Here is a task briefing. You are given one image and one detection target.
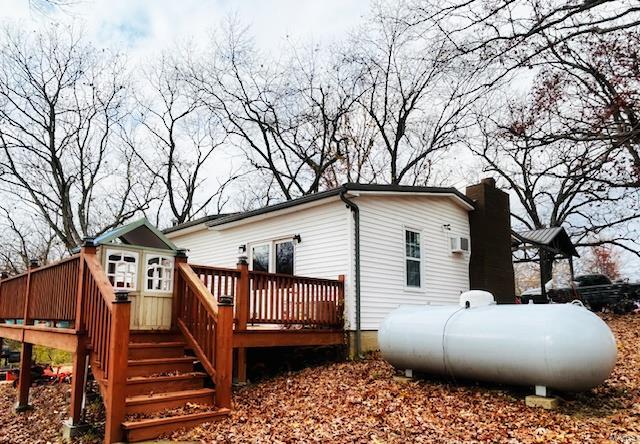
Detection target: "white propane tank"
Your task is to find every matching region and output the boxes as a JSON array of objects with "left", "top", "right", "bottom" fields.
[{"left": 378, "top": 291, "right": 617, "bottom": 392}]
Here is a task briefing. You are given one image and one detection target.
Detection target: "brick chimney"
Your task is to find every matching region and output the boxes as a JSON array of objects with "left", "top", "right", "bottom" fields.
[{"left": 465, "top": 178, "right": 515, "bottom": 303}]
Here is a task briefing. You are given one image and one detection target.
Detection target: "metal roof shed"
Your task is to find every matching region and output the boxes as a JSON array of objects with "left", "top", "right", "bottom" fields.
[{"left": 512, "top": 226, "right": 579, "bottom": 301}]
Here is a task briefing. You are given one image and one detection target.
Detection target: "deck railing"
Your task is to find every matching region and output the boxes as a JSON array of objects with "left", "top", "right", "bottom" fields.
[
  {"left": 189, "top": 262, "right": 345, "bottom": 329},
  {"left": 175, "top": 261, "right": 233, "bottom": 409},
  {"left": 0, "top": 255, "right": 80, "bottom": 323},
  {"left": 249, "top": 271, "right": 344, "bottom": 327},
  {"left": 28, "top": 256, "right": 80, "bottom": 322},
  {"left": 0, "top": 274, "right": 27, "bottom": 320},
  {"left": 78, "top": 244, "right": 131, "bottom": 444}
]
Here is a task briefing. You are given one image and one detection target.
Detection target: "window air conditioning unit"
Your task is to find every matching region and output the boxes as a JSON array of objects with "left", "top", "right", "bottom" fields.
[{"left": 450, "top": 236, "right": 470, "bottom": 254}]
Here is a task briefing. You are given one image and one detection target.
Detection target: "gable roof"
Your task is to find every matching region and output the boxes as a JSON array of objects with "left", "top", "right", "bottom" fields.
[
  {"left": 512, "top": 227, "right": 579, "bottom": 257},
  {"left": 202, "top": 183, "right": 474, "bottom": 230},
  {"left": 94, "top": 218, "right": 178, "bottom": 251}
]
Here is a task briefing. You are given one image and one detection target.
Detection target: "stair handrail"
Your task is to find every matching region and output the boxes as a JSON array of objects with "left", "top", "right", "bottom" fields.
[
  {"left": 175, "top": 261, "right": 233, "bottom": 409},
  {"left": 77, "top": 241, "right": 131, "bottom": 443}
]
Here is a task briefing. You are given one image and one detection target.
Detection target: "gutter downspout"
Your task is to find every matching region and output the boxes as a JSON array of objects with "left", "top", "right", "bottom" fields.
[{"left": 340, "top": 190, "right": 362, "bottom": 358}]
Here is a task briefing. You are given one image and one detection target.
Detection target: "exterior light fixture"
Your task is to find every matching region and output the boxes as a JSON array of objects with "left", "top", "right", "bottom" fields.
[
  {"left": 238, "top": 244, "right": 247, "bottom": 255},
  {"left": 293, "top": 234, "right": 302, "bottom": 244}
]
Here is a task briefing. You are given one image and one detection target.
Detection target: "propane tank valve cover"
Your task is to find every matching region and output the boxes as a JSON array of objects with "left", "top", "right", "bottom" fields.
[{"left": 459, "top": 290, "right": 496, "bottom": 308}]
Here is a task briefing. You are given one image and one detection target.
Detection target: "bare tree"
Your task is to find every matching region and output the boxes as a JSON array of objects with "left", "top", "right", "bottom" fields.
[
  {"left": 409, "top": 0, "right": 640, "bottom": 185},
  {"left": 188, "top": 21, "right": 363, "bottom": 201},
  {"left": 0, "top": 25, "right": 154, "bottom": 251},
  {"left": 470, "top": 94, "right": 640, "bottom": 281},
  {"left": 345, "top": 2, "right": 476, "bottom": 185},
  {"left": 0, "top": 204, "right": 63, "bottom": 274},
  {"left": 128, "top": 52, "right": 235, "bottom": 226}
]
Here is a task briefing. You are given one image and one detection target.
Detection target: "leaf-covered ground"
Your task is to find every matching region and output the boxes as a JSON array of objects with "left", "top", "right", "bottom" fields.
[{"left": 0, "top": 313, "right": 638, "bottom": 443}]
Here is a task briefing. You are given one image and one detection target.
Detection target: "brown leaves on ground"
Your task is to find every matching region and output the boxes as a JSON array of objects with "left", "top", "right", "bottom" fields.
[
  {"left": 168, "top": 314, "right": 640, "bottom": 443},
  {"left": 0, "top": 314, "right": 638, "bottom": 443}
]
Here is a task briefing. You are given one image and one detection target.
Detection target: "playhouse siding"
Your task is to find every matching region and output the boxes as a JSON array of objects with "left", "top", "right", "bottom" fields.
[
  {"left": 168, "top": 199, "right": 352, "bottom": 289},
  {"left": 355, "top": 195, "right": 471, "bottom": 330}
]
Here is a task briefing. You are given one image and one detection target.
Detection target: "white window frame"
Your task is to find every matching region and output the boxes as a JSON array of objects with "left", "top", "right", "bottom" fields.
[
  {"left": 403, "top": 227, "right": 423, "bottom": 290},
  {"left": 106, "top": 249, "right": 139, "bottom": 291},
  {"left": 248, "top": 238, "right": 296, "bottom": 275},
  {"left": 250, "top": 242, "right": 272, "bottom": 273},
  {"left": 274, "top": 239, "right": 295, "bottom": 275},
  {"left": 145, "top": 254, "right": 174, "bottom": 293}
]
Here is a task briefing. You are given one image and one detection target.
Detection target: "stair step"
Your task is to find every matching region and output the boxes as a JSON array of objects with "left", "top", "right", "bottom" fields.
[
  {"left": 121, "top": 409, "right": 230, "bottom": 442},
  {"left": 129, "top": 331, "right": 182, "bottom": 344},
  {"left": 126, "top": 372, "right": 207, "bottom": 396},
  {"left": 128, "top": 341, "right": 186, "bottom": 360},
  {"left": 125, "top": 388, "right": 215, "bottom": 415},
  {"left": 127, "top": 357, "right": 195, "bottom": 378}
]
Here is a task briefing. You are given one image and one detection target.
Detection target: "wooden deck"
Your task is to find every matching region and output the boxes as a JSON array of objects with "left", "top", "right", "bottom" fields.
[{"left": 0, "top": 245, "right": 344, "bottom": 443}]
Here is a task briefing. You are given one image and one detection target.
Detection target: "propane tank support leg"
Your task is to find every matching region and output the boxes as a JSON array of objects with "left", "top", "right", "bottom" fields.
[{"left": 535, "top": 385, "right": 548, "bottom": 397}]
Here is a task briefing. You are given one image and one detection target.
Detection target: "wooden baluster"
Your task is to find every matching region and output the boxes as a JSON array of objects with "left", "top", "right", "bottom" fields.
[{"left": 215, "top": 295, "right": 234, "bottom": 409}]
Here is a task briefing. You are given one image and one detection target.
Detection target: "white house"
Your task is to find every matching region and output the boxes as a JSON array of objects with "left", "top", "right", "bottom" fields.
[{"left": 164, "top": 180, "right": 515, "bottom": 354}]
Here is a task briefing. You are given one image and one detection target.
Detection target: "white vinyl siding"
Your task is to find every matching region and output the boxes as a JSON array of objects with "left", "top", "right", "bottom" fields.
[
  {"left": 355, "top": 195, "right": 470, "bottom": 330},
  {"left": 169, "top": 199, "right": 352, "bottom": 319},
  {"left": 168, "top": 194, "right": 471, "bottom": 332}
]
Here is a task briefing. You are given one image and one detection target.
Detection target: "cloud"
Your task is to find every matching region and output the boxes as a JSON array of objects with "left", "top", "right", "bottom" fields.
[{"left": 1, "top": 0, "right": 369, "bottom": 58}]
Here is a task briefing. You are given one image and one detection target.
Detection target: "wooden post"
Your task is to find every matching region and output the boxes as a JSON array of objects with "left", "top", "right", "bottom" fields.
[
  {"left": 69, "top": 336, "right": 88, "bottom": 425},
  {"left": 215, "top": 295, "right": 234, "bottom": 409},
  {"left": 337, "top": 275, "right": 346, "bottom": 324},
  {"left": 15, "top": 342, "right": 32, "bottom": 412},
  {"left": 172, "top": 250, "right": 188, "bottom": 330},
  {"left": 75, "top": 239, "right": 96, "bottom": 333},
  {"left": 235, "top": 258, "right": 249, "bottom": 383},
  {"left": 104, "top": 291, "right": 131, "bottom": 444},
  {"left": 22, "top": 259, "right": 39, "bottom": 326}
]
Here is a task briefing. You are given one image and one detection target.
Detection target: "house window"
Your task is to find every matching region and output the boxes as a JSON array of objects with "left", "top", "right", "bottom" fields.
[
  {"left": 405, "top": 230, "right": 421, "bottom": 288},
  {"left": 146, "top": 255, "right": 174, "bottom": 292},
  {"left": 275, "top": 240, "right": 294, "bottom": 275},
  {"left": 106, "top": 250, "right": 138, "bottom": 290},
  {"left": 252, "top": 244, "right": 270, "bottom": 272}
]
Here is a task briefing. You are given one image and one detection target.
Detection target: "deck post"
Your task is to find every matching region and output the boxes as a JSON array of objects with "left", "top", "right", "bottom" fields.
[
  {"left": 15, "top": 342, "right": 33, "bottom": 412},
  {"left": 68, "top": 336, "right": 88, "bottom": 425},
  {"left": 22, "top": 259, "right": 39, "bottom": 326},
  {"left": 75, "top": 238, "right": 96, "bottom": 333},
  {"left": 172, "top": 250, "right": 188, "bottom": 330},
  {"left": 215, "top": 295, "right": 234, "bottom": 409},
  {"left": 104, "top": 291, "right": 131, "bottom": 444},
  {"left": 235, "top": 257, "right": 249, "bottom": 383}
]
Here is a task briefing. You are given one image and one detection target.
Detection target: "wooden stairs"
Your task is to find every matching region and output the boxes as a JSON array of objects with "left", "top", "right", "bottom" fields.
[{"left": 97, "top": 331, "right": 230, "bottom": 442}]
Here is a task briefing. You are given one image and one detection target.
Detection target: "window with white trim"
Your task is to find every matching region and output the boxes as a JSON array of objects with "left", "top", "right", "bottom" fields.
[
  {"left": 405, "top": 230, "right": 421, "bottom": 288},
  {"left": 249, "top": 239, "right": 296, "bottom": 275},
  {"left": 251, "top": 244, "right": 270, "bottom": 272},
  {"left": 106, "top": 250, "right": 138, "bottom": 290},
  {"left": 275, "top": 240, "right": 294, "bottom": 275},
  {"left": 146, "top": 255, "right": 174, "bottom": 292}
]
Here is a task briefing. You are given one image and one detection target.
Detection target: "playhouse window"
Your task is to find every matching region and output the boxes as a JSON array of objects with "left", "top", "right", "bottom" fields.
[
  {"left": 146, "top": 255, "right": 174, "bottom": 292},
  {"left": 405, "top": 230, "right": 421, "bottom": 288},
  {"left": 106, "top": 250, "right": 138, "bottom": 290}
]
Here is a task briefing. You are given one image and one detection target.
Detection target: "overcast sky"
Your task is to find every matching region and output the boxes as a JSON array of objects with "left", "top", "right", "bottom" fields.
[{"left": 2, "top": 0, "right": 370, "bottom": 56}]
